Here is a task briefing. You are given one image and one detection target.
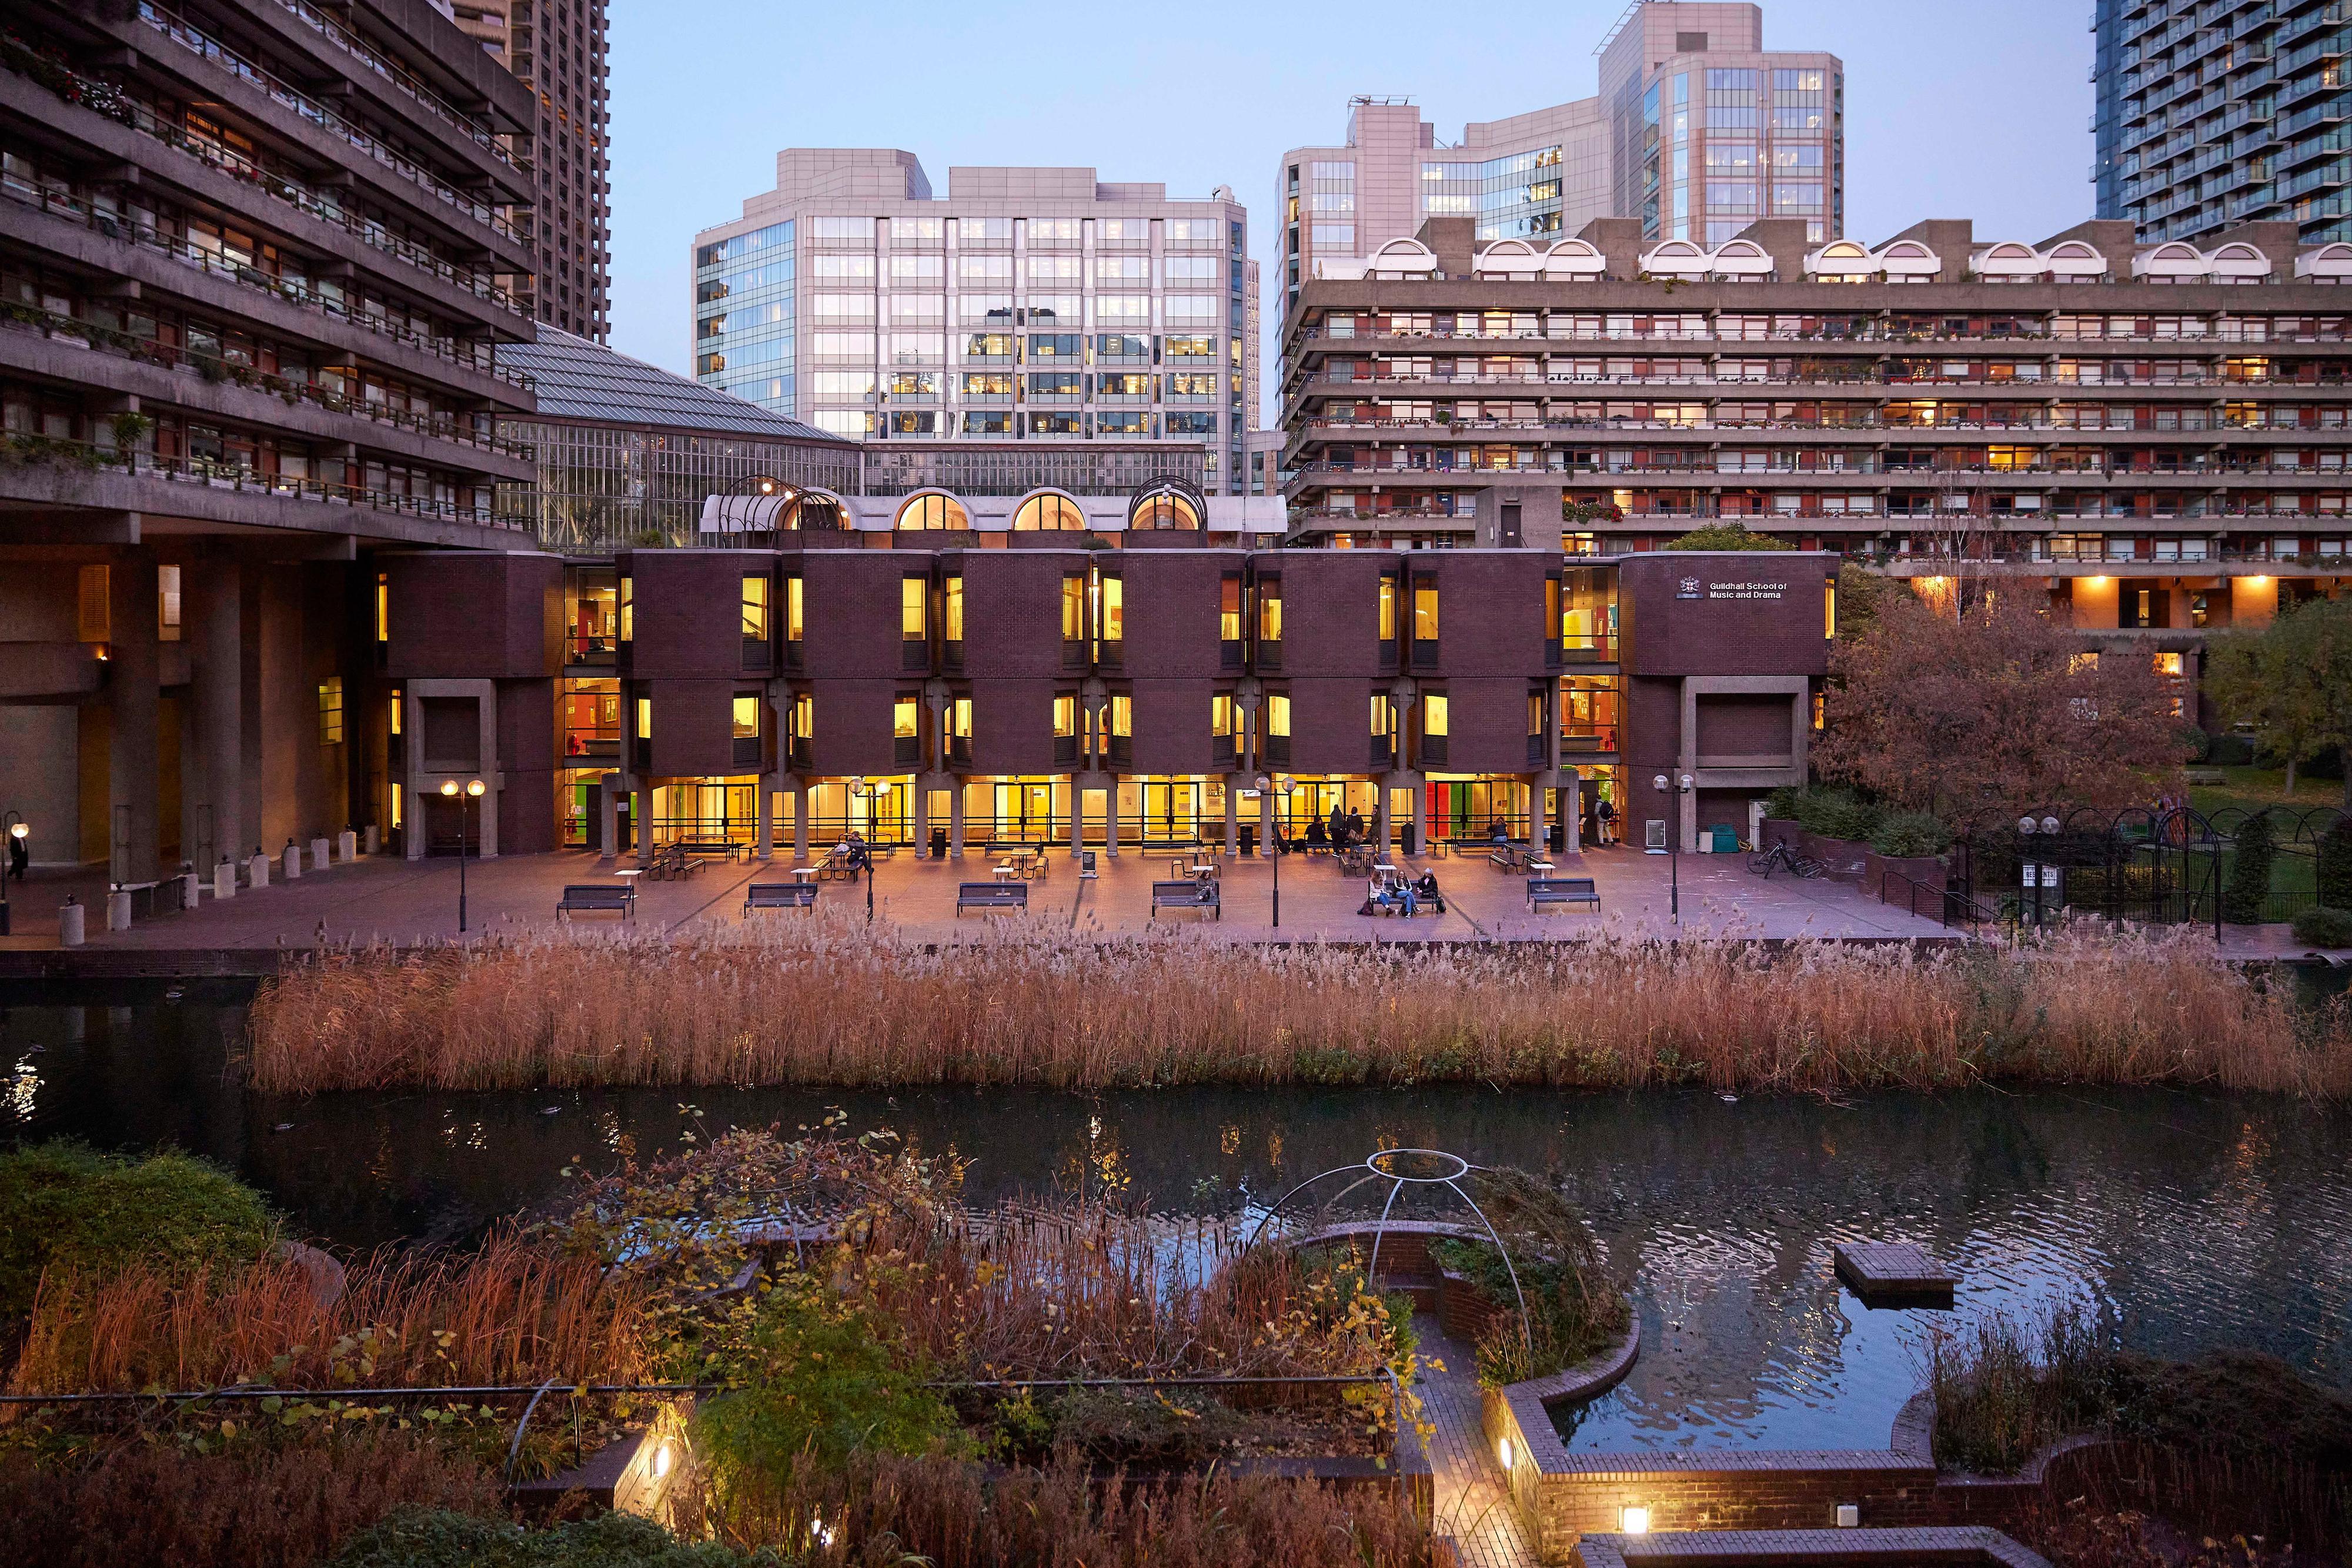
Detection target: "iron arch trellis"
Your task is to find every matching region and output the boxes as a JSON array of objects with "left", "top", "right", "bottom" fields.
[
  {"left": 1952, "top": 803, "right": 2347, "bottom": 930},
  {"left": 1240, "top": 1148, "right": 1533, "bottom": 1359}
]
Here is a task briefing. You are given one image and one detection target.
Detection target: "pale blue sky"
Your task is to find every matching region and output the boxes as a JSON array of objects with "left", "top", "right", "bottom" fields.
[{"left": 603, "top": 0, "right": 2096, "bottom": 416}]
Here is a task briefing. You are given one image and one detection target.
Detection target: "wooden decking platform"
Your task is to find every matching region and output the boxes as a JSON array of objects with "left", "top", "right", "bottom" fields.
[
  {"left": 1833, "top": 1242, "right": 1958, "bottom": 1304},
  {"left": 1416, "top": 1315, "right": 1538, "bottom": 1568}
]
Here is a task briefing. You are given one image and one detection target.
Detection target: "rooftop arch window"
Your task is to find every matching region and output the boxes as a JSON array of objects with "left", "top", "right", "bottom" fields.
[
  {"left": 894, "top": 491, "right": 970, "bottom": 530},
  {"left": 1128, "top": 482, "right": 1202, "bottom": 530},
  {"left": 1013, "top": 492, "right": 1088, "bottom": 531}
]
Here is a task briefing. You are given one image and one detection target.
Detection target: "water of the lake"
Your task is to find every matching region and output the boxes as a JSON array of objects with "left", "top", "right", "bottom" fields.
[{"left": 6, "top": 979, "right": 2348, "bottom": 1453}]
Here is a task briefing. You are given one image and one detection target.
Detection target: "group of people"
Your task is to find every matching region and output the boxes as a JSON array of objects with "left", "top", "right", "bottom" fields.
[
  {"left": 1365, "top": 868, "right": 1446, "bottom": 918},
  {"left": 1301, "top": 804, "right": 1370, "bottom": 852}
]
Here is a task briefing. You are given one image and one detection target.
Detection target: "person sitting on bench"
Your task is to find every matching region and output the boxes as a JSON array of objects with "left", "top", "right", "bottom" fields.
[
  {"left": 1414, "top": 870, "right": 1445, "bottom": 908},
  {"left": 1305, "top": 817, "right": 1329, "bottom": 851}
]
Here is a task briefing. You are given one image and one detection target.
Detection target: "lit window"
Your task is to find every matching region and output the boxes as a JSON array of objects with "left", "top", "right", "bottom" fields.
[
  {"left": 1013, "top": 492, "right": 1086, "bottom": 530},
  {"left": 1414, "top": 580, "right": 1440, "bottom": 640},
  {"left": 618, "top": 576, "right": 633, "bottom": 641},
  {"left": 944, "top": 576, "right": 964, "bottom": 642},
  {"left": 1258, "top": 580, "right": 1283, "bottom": 641},
  {"left": 156, "top": 565, "right": 182, "bottom": 643},
  {"left": 1101, "top": 576, "right": 1124, "bottom": 641},
  {"left": 636, "top": 696, "right": 652, "bottom": 737},
  {"left": 388, "top": 690, "right": 403, "bottom": 736},
  {"left": 1220, "top": 577, "right": 1242, "bottom": 641},
  {"left": 1379, "top": 574, "right": 1397, "bottom": 640},
  {"left": 894, "top": 492, "right": 970, "bottom": 530},
  {"left": 1423, "top": 693, "right": 1449, "bottom": 735},
  {"left": 731, "top": 696, "right": 760, "bottom": 738},
  {"left": 901, "top": 577, "right": 928, "bottom": 640},
  {"left": 1061, "top": 575, "right": 1085, "bottom": 640},
  {"left": 374, "top": 571, "right": 387, "bottom": 643},
  {"left": 1054, "top": 694, "right": 1078, "bottom": 738},
  {"left": 316, "top": 677, "right": 344, "bottom": 745},
  {"left": 741, "top": 576, "right": 769, "bottom": 640},
  {"left": 786, "top": 577, "right": 804, "bottom": 641},
  {"left": 1266, "top": 693, "right": 1291, "bottom": 736},
  {"left": 893, "top": 696, "right": 918, "bottom": 738},
  {"left": 2154, "top": 651, "right": 2184, "bottom": 676}
]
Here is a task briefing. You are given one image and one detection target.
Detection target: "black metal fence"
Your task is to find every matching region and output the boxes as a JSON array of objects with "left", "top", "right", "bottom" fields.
[{"left": 1950, "top": 804, "right": 2346, "bottom": 934}]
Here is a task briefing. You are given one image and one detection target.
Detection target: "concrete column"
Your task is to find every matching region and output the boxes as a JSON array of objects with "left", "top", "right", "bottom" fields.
[
  {"left": 1105, "top": 782, "right": 1120, "bottom": 857},
  {"left": 1068, "top": 776, "right": 1084, "bottom": 854},
  {"left": 1224, "top": 779, "right": 1239, "bottom": 856},
  {"left": 1375, "top": 783, "right": 1392, "bottom": 852},
  {"left": 599, "top": 773, "right": 620, "bottom": 860},
  {"left": 633, "top": 783, "right": 653, "bottom": 867},
  {"left": 1410, "top": 783, "right": 1429, "bottom": 858},
  {"left": 791, "top": 784, "right": 810, "bottom": 861},
  {"left": 1258, "top": 787, "right": 1274, "bottom": 859},
  {"left": 1529, "top": 775, "right": 1548, "bottom": 851},
  {"left": 188, "top": 552, "right": 241, "bottom": 879},
  {"left": 1680, "top": 787, "right": 1699, "bottom": 854},
  {"left": 948, "top": 785, "right": 965, "bottom": 859},
  {"left": 108, "top": 550, "right": 161, "bottom": 885},
  {"left": 1563, "top": 767, "right": 1582, "bottom": 854},
  {"left": 911, "top": 782, "right": 930, "bottom": 860},
  {"left": 757, "top": 784, "right": 775, "bottom": 860}
]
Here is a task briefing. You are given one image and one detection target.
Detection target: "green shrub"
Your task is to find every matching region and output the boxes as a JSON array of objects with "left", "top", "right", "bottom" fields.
[
  {"left": 998, "top": 1386, "right": 1250, "bottom": 1468},
  {"left": 0, "top": 1142, "right": 277, "bottom": 1321},
  {"left": 1789, "top": 787, "right": 1883, "bottom": 844},
  {"left": 2290, "top": 905, "right": 2352, "bottom": 948},
  {"left": 2180, "top": 724, "right": 2212, "bottom": 764},
  {"left": 2318, "top": 817, "right": 2352, "bottom": 910},
  {"left": 689, "top": 1278, "right": 958, "bottom": 1524},
  {"left": 1870, "top": 810, "right": 1952, "bottom": 859},
  {"left": 1764, "top": 785, "right": 1803, "bottom": 820},
  {"left": 1929, "top": 1302, "right": 2122, "bottom": 1474},
  {"left": 2207, "top": 733, "right": 2257, "bottom": 767},
  {"left": 2221, "top": 814, "right": 2276, "bottom": 925},
  {"left": 1662, "top": 523, "right": 1795, "bottom": 550},
  {"left": 1428, "top": 1171, "right": 1628, "bottom": 1388},
  {"left": 331, "top": 1509, "right": 781, "bottom": 1567}
]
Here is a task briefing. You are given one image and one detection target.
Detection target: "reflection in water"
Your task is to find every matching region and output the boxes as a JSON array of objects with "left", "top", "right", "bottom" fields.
[{"left": 4, "top": 981, "right": 2349, "bottom": 1451}]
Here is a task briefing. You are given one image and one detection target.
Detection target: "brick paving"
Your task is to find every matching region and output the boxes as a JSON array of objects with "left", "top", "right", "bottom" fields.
[
  {"left": 1415, "top": 1315, "right": 1538, "bottom": 1568},
  {"left": 1, "top": 839, "right": 1962, "bottom": 954}
]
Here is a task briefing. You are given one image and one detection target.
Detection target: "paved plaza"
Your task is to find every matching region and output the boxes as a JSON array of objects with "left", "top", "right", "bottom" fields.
[{"left": 0, "top": 839, "right": 1975, "bottom": 955}]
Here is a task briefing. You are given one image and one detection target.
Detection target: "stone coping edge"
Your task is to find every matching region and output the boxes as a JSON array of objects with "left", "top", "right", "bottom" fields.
[
  {"left": 1492, "top": 1304, "right": 1644, "bottom": 1476},
  {"left": 1574, "top": 1526, "right": 2053, "bottom": 1568},
  {"left": 1892, "top": 1390, "right": 2116, "bottom": 1490}
]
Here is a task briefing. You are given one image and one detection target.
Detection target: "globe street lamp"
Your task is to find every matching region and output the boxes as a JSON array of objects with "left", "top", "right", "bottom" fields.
[
  {"left": 1, "top": 814, "right": 26, "bottom": 936},
  {"left": 847, "top": 778, "right": 878, "bottom": 924},
  {"left": 440, "top": 779, "right": 485, "bottom": 932},
  {"left": 1652, "top": 771, "right": 1694, "bottom": 926},
  {"left": 1255, "top": 773, "right": 1295, "bottom": 929}
]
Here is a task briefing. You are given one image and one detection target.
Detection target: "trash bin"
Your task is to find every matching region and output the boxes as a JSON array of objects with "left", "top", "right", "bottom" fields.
[
  {"left": 1709, "top": 824, "right": 1740, "bottom": 854},
  {"left": 931, "top": 827, "right": 948, "bottom": 859},
  {"left": 1398, "top": 821, "right": 1418, "bottom": 855}
]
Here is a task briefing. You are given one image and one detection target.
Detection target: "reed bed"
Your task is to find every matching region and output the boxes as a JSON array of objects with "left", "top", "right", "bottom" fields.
[
  {"left": 8, "top": 1234, "right": 649, "bottom": 1396},
  {"left": 248, "top": 919, "right": 2352, "bottom": 1097}
]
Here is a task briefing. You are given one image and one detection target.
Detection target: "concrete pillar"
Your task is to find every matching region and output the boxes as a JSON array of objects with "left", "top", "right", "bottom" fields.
[
  {"left": 1258, "top": 787, "right": 1274, "bottom": 859},
  {"left": 791, "top": 784, "right": 810, "bottom": 861},
  {"left": 757, "top": 784, "right": 775, "bottom": 861},
  {"left": 108, "top": 550, "right": 161, "bottom": 885},
  {"left": 598, "top": 773, "right": 620, "bottom": 859},
  {"left": 1375, "top": 783, "right": 1392, "bottom": 852},
  {"left": 911, "top": 783, "right": 929, "bottom": 860},
  {"left": 1224, "top": 779, "right": 1239, "bottom": 856},
  {"left": 1068, "top": 775, "right": 1084, "bottom": 855},
  {"left": 948, "top": 785, "right": 965, "bottom": 859},
  {"left": 214, "top": 859, "right": 236, "bottom": 900},
  {"left": 1409, "top": 783, "right": 1429, "bottom": 858},
  {"left": 633, "top": 784, "right": 653, "bottom": 866},
  {"left": 249, "top": 850, "right": 269, "bottom": 888},
  {"left": 336, "top": 829, "right": 357, "bottom": 862},
  {"left": 1563, "top": 767, "right": 1582, "bottom": 854},
  {"left": 1529, "top": 775, "right": 1548, "bottom": 851},
  {"left": 58, "top": 898, "right": 84, "bottom": 947},
  {"left": 282, "top": 842, "right": 302, "bottom": 880},
  {"left": 106, "top": 888, "right": 132, "bottom": 931},
  {"left": 1105, "top": 783, "right": 1120, "bottom": 857}
]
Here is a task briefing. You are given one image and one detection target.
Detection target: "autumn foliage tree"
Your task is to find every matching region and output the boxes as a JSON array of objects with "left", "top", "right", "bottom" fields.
[{"left": 1815, "top": 577, "right": 2189, "bottom": 821}]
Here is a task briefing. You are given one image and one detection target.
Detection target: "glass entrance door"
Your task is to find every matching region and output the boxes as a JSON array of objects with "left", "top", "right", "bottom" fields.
[
  {"left": 992, "top": 779, "right": 1059, "bottom": 843},
  {"left": 1136, "top": 780, "right": 1202, "bottom": 845}
]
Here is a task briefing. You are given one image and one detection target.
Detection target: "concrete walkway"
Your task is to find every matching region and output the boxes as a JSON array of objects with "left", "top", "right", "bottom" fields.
[
  {"left": 0, "top": 841, "right": 1963, "bottom": 954},
  {"left": 1416, "top": 1315, "right": 1538, "bottom": 1568}
]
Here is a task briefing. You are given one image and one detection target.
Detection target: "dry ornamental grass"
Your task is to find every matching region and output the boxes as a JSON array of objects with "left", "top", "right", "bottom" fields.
[{"left": 246, "top": 920, "right": 2352, "bottom": 1098}]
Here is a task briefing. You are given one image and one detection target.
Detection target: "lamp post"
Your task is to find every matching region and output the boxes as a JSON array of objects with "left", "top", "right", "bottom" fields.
[
  {"left": 847, "top": 778, "right": 878, "bottom": 924},
  {"left": 1, "top": 813, "right": 25, "bottom": 937},
  {"left": 440, "top": 778, "right": 485, "bottom": 933},
  {"left": 1652, "top": 771, "right": 1693, "bottom": 925},
  {"left": 2016, "top": 813, "right": 2059, "bottom": 929},
  {"left": 1255, "top": 773, "right": 1294, "bottom": 929}
]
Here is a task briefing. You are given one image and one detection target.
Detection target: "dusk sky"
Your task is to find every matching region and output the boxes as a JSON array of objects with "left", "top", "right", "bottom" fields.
[{"left": 602, "top": 0, "right": 2096, "bottom": 415}]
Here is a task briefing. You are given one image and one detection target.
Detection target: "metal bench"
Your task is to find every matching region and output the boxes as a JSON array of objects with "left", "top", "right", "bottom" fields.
[
  {"left": 1488, "top": 843, "right": 1532, "bottom": 872},
  {"left": 1148, "top": 879, "right": 1220, "bottom": 921},
  {"left": 743, "top": 882, "right": 818, "bottom": 914},
  {"left": 673, "top": 838, "right": 747, "bottom": 865},
  {"left": 956, "top": 881, "right": 1028, "bottom": 915},
  {"left": 557, "top": 884, "right": 634, "bottom": 920},
  {"left": 1526, "top": 876, "right": 1602, "bottom": 913}
]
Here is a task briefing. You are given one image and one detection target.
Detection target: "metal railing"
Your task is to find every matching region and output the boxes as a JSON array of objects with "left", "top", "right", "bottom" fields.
[
  {"left": 0, "top": 432, "right": 527, "bottom": 531},
  {"left": 0, "top": 48, "right": 529, "bottom": 316},
  {"left": 0, "top": 300, "right": 534, "bottom": 456},
  {"left": 265, "top": 0, "right": 526, "bottom": 170},
  {"left": 136, "top": 2, "right": 526, "bottom": 240}
]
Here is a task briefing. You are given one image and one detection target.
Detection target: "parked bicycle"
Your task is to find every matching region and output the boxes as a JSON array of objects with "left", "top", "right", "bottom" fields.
[{"left": 1749, "top": 841, "right": 1825, "bottom": 879}]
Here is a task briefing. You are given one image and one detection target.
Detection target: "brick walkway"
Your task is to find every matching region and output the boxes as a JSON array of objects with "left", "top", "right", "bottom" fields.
[{"left": 1416, "top": 1315, "right": 1538, "bottom": 1568}]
